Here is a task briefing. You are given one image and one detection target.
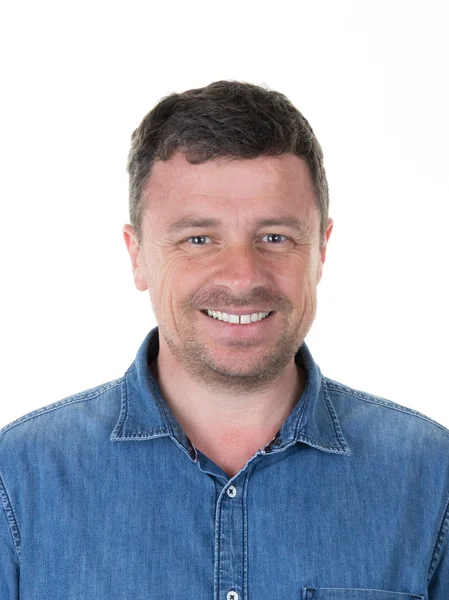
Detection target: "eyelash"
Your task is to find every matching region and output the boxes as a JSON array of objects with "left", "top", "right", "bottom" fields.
[{"left": 186, "top": 234, "right": 289, "bottom": 245}]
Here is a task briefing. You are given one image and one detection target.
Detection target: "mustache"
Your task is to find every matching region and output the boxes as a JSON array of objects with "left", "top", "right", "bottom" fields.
[{"left": 190, "top": 288, "right": 292, "bottom": 312}]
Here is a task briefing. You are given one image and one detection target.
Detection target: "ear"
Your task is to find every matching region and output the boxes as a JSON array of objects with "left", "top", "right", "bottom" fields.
[
  {"left": 316, "top": 218, "right": 334, "bottom": 284},
  {"left": 123, "top": 224, "right": 148, "bottom": 291}
]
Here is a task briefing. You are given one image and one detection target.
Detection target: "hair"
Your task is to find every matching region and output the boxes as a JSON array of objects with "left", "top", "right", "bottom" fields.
[{"left": 127, "top": 80, "right": 329, "bottom": 245}]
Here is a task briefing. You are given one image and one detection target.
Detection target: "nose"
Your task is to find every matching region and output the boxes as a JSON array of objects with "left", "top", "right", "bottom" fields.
[{"left": 211, "top": 244, "right": 268, "bottom": 297}]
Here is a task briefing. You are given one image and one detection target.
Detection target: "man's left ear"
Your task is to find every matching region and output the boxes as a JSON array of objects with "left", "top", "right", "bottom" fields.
[{"left": 316, "top": 218, "right": 334, "bottom": 283}]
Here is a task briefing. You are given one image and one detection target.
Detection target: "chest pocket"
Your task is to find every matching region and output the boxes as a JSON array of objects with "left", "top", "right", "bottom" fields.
[{"left": 301, "top": 587, "right": 425, "bottom": 600}]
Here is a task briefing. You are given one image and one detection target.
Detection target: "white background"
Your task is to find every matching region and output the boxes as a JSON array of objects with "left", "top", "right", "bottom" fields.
[{"left": 1, "top": 0, "right": 448, "bottom": 428}]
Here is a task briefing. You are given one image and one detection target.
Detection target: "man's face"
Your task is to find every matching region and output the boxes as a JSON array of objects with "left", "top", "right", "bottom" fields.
[{"left": 124, "top": 152, "right": 333, "bottom": 393}]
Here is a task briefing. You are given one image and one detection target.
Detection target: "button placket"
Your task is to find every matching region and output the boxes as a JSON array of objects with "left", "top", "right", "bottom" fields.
[{"left": 214, "top": 468, "right": 254, "bottom": 599}]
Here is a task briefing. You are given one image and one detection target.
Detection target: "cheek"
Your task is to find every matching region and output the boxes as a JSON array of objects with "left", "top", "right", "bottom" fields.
[
  {"left": 287, "top": 254, "right": 318, "bottom": 307},
  {"left": 146, "top": 253, "right": 198, "bottom": 315},
  {"left": 291, "top": 251, "right": 315, "bottom": 281}
]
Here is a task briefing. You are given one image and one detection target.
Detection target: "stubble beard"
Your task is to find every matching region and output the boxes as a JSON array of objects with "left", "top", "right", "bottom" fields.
[{"left": 157, "top": 307, "right": 315, "bottom": 395}]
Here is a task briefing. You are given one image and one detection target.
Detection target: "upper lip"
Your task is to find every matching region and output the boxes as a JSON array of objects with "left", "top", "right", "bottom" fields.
[{"left": 201, "top": 308, "right": 273, "bottom": 315}]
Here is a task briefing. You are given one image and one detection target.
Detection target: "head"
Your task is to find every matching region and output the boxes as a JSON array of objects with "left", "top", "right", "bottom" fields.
[
  {"left": 124, "top": 80, "right": 333, "bottom": 393},
  {"left": 127, "top": 80, "right": 329, "bottom": 247}
]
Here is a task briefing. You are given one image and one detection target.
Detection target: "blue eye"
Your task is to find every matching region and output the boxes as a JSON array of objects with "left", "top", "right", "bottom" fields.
[
  {"left": 262, "top": 234, "right": 288, "bottom": 243},
  {"left": 187, "top": 235, "right": 211, "bottom": 245}
]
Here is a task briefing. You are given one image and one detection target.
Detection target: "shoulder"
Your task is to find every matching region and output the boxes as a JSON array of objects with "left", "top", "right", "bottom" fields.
[
  {"left": 324, "top": 376, "right": 449, "bottom": 452},
  {"left": 0, "top": 378, "right": 123, "bottom": 451}
]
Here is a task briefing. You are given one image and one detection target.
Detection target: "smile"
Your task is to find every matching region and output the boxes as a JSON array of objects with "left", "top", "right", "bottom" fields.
[{"left": 203, "top": 309, "right": 273, "bottom": 324}]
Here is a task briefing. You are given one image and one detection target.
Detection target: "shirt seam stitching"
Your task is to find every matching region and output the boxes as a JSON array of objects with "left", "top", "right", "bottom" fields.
[
  {"left": 0, "top": 379, "right": 123, "bottom": 437},
  {"left": 297, "top": 433, "right": 346, "bottom": 453},
  {"left": 325, "top": 380, "right": 449, "bottom": 436},
  {"left": 110, "top": 376, "right": 129, "bottom": 438},
  {"left": 152, "top": 393, "right": 176, "bottom": 438},
  {"left": 0, "top": 471, "right": 21, "bottom": 560},
  {"left": 427, "top": 488, "right": 449, "bottom": 584},
  {"left": 243, "top": 471, "right": 250, "bottom": 599},
  {"left": 294, "top": 387, "right": 308, "bottom": 438},
  {"left": 322, "top": 378, "right": 350, "bottom": 451}
]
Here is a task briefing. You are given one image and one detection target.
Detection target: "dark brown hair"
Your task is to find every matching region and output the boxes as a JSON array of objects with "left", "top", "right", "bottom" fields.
[{"left": 127, "top": 80, "right": 329, "bottom": 245}]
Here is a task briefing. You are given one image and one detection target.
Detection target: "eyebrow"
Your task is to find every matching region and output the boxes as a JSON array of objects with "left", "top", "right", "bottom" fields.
[{"left": 167, "top": 216, "right": 308, "bottom": 234}]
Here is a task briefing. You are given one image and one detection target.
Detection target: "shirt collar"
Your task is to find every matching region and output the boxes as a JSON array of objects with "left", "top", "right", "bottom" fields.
[{"left": 111, "top": 327, "right": 351, "bottom": 459}]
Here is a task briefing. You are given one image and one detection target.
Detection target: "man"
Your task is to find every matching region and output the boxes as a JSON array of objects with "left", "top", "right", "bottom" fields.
[{"left": 0, "top": 81, "right": 448, "bottom": 599}]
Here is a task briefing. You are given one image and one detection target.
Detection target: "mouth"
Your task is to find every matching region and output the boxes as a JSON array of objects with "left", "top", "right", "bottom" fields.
[{"left": 201, "top": 309, "right": 274, "bottom": 325}]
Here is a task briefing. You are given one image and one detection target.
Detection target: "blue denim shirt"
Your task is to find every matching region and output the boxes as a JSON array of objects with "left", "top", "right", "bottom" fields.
[{"left": 1, "top": 327, "right": 449, "bottom": 599}]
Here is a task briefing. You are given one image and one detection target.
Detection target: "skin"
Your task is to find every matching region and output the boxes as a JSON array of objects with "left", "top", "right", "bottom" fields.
[{"left": 123, "top": 151, "right": 333, "bottom": 477}]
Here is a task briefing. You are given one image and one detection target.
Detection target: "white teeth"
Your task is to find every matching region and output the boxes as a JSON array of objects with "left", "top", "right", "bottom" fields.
[{"left": 206, "top": 310, "right": 271, "bottom": 324}]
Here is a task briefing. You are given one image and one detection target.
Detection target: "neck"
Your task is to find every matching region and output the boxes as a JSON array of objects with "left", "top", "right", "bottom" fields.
[{"left": 149, "top": 336, "right": 306, "bottom": 475}]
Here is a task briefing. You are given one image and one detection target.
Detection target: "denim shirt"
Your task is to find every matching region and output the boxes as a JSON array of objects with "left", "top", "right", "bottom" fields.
[{"left": 1, "top": 327, "right": 449, "bottom": 599}]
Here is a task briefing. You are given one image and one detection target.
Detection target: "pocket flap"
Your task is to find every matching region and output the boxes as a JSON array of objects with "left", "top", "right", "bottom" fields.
[{"left": 302, "top": 587, "right": 425, "bottom": 600}]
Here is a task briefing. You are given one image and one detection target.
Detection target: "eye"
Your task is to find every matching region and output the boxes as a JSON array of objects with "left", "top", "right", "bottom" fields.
[
  {"left": 186, "top": 235, "right": 212, "bottom": 245},
  {"left": 261, "top": 233, "right": 288, "bottom": 243}
]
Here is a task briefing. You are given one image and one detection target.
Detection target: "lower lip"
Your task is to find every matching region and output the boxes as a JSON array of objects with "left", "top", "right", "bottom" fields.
[{"left": 200, "top": 311, "right": 275, "bottom": 337}]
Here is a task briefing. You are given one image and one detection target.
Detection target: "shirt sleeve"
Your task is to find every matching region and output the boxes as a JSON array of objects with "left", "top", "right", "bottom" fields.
[{"left": 0, "top": 479, "right": 20, "bottom": 600}]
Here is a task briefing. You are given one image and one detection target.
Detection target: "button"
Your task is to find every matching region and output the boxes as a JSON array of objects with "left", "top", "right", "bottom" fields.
[
  {"left": 227, "top": 591, "right": 239, "bottom": 600},
  {"left": 227, "top": 485, "right": 237, "bottom": 498}
]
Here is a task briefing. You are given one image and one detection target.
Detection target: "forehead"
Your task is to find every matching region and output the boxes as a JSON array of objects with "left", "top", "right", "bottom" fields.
[{"left": 142, "top": 152, "right": 318, "bottom": 220}]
